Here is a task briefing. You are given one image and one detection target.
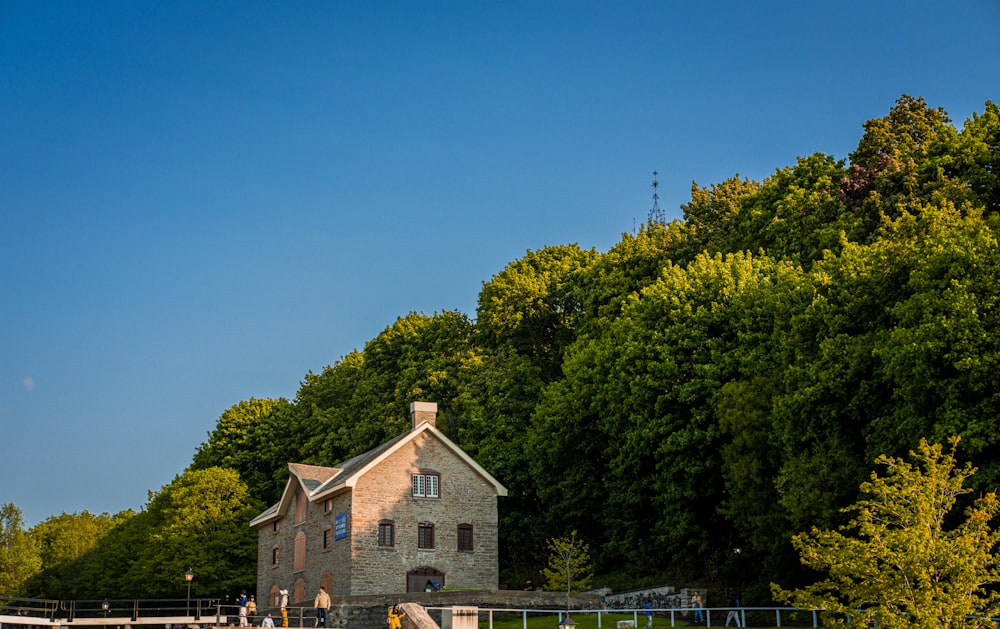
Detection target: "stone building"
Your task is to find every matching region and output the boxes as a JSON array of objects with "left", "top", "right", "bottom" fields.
[{"left": 250, "top": 402, "right": 507, "bottom": 605}]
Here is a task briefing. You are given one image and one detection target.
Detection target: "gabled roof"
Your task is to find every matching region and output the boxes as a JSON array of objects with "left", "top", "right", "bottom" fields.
[{"left": 249, "top": 421, "right": 507, "bottom": 528}]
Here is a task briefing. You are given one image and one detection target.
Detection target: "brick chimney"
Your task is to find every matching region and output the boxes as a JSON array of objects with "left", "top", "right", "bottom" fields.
[{"left": 410, "top": 401, "right": 437, "bottom": 429}]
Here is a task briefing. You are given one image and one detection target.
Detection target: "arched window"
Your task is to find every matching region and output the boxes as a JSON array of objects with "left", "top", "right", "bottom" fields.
[
  {"left": 294, "top": 531, "right": 307, "bottom": 571},
  {"left": 269, "top": 585, "right": 280, "bottom": 608},
  {"left": 293, "top": 578, "right": 306, "bottom": 604},
  {"left": 320, "top": 571, "right": 334, "bottom": 594},
  {"left": 294, "top": 485, "right": 307, "bottom": 523}
]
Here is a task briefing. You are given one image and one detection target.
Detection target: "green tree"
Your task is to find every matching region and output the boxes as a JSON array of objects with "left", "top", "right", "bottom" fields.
[
  {"left": 843, "top": 95, "right": 956, "bottom": 233},
  {"left": 453, "top": 348, "right": 548, "bottom": 579},
  {"left": 681, "top": 175, "right": 761, "bottom": 255},
  {"left": 729, "top": 153, "right": 851, "bottom": 265},
  {"left": 541, "top": 531, "right": 593, "bottom": 609},
  {"left": 477, "top": 245, "right": 598, "bottom": 382},
  {"left": 575, "top": 221, "right": 695, "bottom": 335},
  {"left": 773, "top": 437, "right": 1000, "bottom": 628},
  {"left": 73, "top": 468, "right": 259, "bottom": 598},
  {"left": 950, "top": 100, "right": 1000, "bottom": 213},
  {"left": 0, "top": 503, "right": 40, "bottom": 596},
  {"left": 25, "top": 510, "right": 126, "bottom": 599},
  {"left": 282, "top": 310, "right": 478, "bottom": 477},
  {"left": 191, "top": 397, "right": 295, "bottom": 505}
]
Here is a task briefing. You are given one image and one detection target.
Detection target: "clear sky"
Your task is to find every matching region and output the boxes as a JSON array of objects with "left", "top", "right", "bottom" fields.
[{"left": 2, "top": 1, "right": 998, "bottom": 527}]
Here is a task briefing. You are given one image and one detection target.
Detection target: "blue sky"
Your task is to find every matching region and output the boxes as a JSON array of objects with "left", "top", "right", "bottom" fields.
[{"left": 2, "top": 1, "right": 998, "bottom": 527}]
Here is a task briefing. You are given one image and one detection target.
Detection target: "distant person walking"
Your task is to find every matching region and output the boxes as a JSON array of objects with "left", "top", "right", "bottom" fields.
[
  {"left": 691, "top": 591, "right": 703, "bottom": 623},
  {"left": 314, "top": 586, "right": 331, "bottom": 628},
  {"left": 280, "top": 589, "right": 289, "bottom": 628},
  {"left": 725, "top": 597, "right": 741, "bottom": 627},
  {"left": 644, "top": 601, "right": 652, "bottom": 627}
]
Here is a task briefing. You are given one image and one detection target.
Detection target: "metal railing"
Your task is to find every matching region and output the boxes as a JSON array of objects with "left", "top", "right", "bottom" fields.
[
  {"left": 0, "top": 597, "right": 228, "bottom": 626},
  {"left": 428, "top": 606, "right": 822, "bottom": 628},
  {"left": 3, "top": 598, "right": 828, "bottom": 628}
]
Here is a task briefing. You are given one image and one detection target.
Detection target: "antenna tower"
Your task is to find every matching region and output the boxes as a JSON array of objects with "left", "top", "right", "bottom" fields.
[{"left": 648, "top": 171, "right": 665, "bottom": 226}]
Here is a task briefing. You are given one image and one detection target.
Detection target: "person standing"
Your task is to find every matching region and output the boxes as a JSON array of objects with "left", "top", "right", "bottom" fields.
[
  {"left": 279, "top": 589, "right": 289, "bottom": 628},
  {"left": 261, "top": 614, "right": 275, "bottom": 628},
  {"left": 691, "top": 591, "right": 703, "bottom": 624},
  {"left": 237, "top": 591, "right": 249, "bottom": 628},
  {"left": 644, "top": 601, "right": 653, "bottom": 628},
  {"left": 247, "top": 595, "right": 257, "bottom": 626},
  {"left": 387, "top": 604, "right": 406, "bottom": 629},
  {"left": 314, "top": 586, "right": 331, "bottom": 628}
]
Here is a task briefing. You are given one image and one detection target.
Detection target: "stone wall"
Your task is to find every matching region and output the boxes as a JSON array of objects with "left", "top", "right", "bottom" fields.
[{"left": 349, "top": 431, "right": 500, "bottom": 594}]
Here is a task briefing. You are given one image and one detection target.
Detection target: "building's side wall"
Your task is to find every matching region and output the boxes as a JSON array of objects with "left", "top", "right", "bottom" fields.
[
  {"left": 256, "top": 522, "right": 281, "bottom": 605},
  {"left": 255, "top": 488, "right": 356, "bottom": 602},
  {"left": 348, "top": 432, "right": 500, "bottom": 595}
]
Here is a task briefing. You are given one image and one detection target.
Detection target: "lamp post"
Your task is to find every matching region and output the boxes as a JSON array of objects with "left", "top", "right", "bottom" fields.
[
  {"left": 185, "top": 568, "right": 194, "bottom": 616},
  {"left": 733, "top": 548, "right": 742, "bottom": 601},
  {"left": 101, "top": 600, "right": 110, "bottom": 620}
]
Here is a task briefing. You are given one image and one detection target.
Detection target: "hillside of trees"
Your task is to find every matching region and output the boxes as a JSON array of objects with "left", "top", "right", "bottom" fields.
[{"left": 3, "top": 95, "right": 1000, "bottom": 603}]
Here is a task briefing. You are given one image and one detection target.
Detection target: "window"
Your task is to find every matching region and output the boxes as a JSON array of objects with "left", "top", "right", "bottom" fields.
[
  {"left": 378, "top": 521, "right": 395, "bottom": 548},
  {"left": 457, "top": 524, "right": 474, "bottom": 551},
  {"left": 294, "top": 486, "right": 307, "bottom": 523},
  {"left": 411, "top": 472, "right": 440, "bottom": 498},
  {"left": 271, "top": 546, "right": 279, "bottom": 566},
  {"left": 323, "top": 498, "right": 332, "bottom": 514},
  {"left": 272, "top": 521, "right": 280, "bottom": 533},
  {"left": 323, "top": 526, "right": 333, "bottom": 550},
  {"left": 418, "top": 522, "right": 435, "bottom": 549},
  {"left": 293, "top": 531, "right": 306, "bottom": 571}
]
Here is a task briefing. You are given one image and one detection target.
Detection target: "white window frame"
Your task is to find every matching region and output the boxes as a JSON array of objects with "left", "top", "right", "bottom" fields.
[{"left": 411, "top": 472, "right": 440, "bottom": 498}]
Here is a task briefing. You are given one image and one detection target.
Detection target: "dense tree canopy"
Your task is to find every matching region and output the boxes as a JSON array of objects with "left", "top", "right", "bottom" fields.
[{"left": 12, "top": 94, "right": 1000, "bottom": 603}]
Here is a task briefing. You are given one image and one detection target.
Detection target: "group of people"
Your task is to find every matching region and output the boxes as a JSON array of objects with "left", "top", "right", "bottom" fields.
[
  {"left": 234, "top": 588, "right": 289, "bottom": 628},
  {"left": 238, "top": 585, "right": 737, "bottom": 629}
]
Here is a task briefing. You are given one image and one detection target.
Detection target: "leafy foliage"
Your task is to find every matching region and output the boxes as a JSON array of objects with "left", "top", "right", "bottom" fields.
[
  {"left": 0, "top": 503, "right": 40, "bottom": 596},
  {"left": 25, "top": 510, "right": 127, "bottom": 599},
  {"left": 773, "top": 437, "right": 1000, "bottom": 628},
  {"left": 541, "top": 531, "right": 594, "bottom": 600}
]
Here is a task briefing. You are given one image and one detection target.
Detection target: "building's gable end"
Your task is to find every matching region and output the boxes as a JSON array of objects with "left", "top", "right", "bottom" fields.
[
  {"left": 312, "top": 423, "right": 506, "bottom": 499},
  {"left": 249, "top": 463, "right": 340, "bottom": 528}
]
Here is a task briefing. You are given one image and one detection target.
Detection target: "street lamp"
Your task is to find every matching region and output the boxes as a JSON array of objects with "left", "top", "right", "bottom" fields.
[
  {"left": 101, "top": 600, "right": 110, "bottom": 619},
  {"left": 733, "top": 548, "right": 742, "bottom": 601},
  {"left": 185, "top": 568, "right": 194, "bottom": 616}
]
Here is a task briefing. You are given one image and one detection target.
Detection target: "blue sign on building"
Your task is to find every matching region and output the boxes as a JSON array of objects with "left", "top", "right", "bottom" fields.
[{"left": 335, "top": 512, "right": 348, "bottom": 540}]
